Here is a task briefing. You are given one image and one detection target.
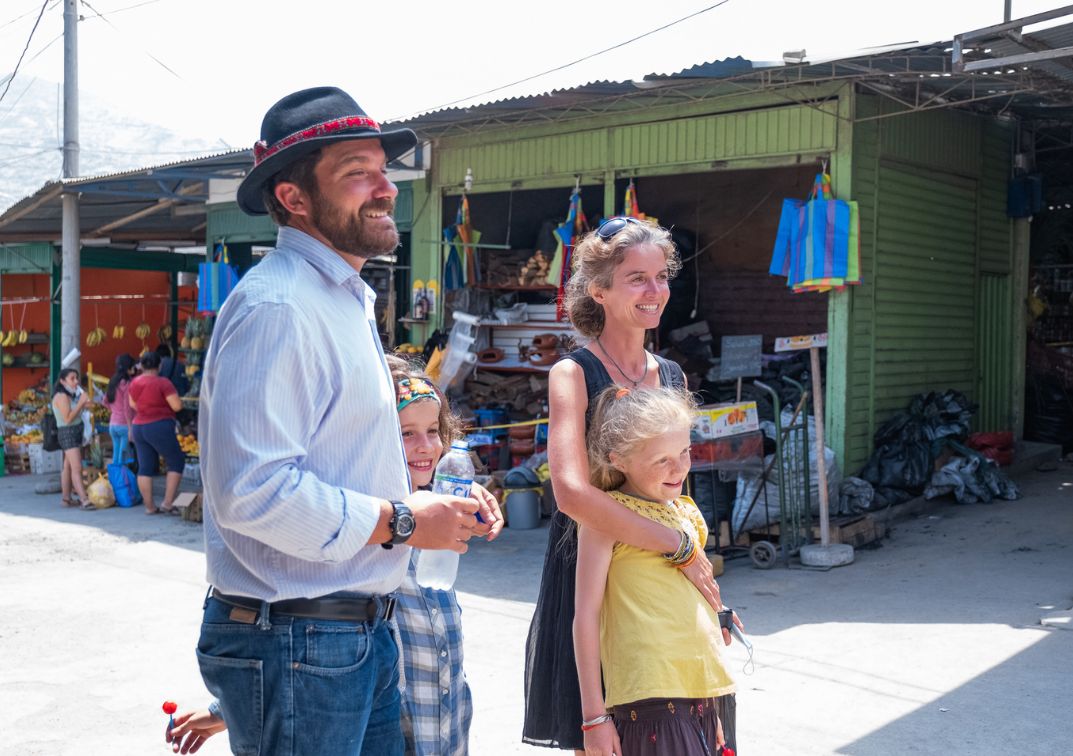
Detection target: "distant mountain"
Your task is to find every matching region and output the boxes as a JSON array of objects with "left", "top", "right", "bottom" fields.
[{"left": 0, "top": 77, "right": 225, "bottom": 213}]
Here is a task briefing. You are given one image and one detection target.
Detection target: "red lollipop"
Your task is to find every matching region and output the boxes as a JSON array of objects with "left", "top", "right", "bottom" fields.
[{"left": 162, "top": 700, "right": 178, "bottom": 715}]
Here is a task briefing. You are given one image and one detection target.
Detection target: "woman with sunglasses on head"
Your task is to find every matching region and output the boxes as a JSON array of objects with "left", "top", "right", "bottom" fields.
[{"left": 522, "top": 217, "right": 741, "bottom": 754}]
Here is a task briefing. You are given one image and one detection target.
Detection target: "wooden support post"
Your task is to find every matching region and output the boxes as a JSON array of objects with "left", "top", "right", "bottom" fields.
[{"left": 810, "top": 346, "right": 830, "bottom": 547}]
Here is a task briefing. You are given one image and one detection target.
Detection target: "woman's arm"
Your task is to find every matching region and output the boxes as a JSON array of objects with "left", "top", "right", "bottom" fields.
[
  {"left": 549, "top": 360, "right": 726, "bottom": 613},
  {"left": 53, "top": 393, "right": 83, "bottom": 425},
  {"left": 165, "top": 390, "right": 183, "bottom": 413},
  {"left": 548, "top": 360, "right": 679, "bottom": 553},
  {"left": 573, "top": 525, "right": 621, "bottom": 756}
]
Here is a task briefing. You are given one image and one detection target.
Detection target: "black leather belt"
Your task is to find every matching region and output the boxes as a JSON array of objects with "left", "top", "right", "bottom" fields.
[{"left": 211, "top": 588, "right": 396, "bottom": 623}]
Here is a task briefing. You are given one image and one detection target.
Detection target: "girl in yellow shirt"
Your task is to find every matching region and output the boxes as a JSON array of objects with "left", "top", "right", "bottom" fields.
[{"left": 574, "top": 386, "right": 737, "bottom": 756}]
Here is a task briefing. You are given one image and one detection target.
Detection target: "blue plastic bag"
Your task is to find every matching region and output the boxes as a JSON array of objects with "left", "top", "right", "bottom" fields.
[{"left": 107, "top": 463, "right": 142, "bottom": 508}]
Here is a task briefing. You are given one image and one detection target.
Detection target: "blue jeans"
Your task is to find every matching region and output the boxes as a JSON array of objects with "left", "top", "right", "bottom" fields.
[
  {"left": 108, "top": 425, "right": 130, "bottom": 465},
  {"left": 197, "top": 595, "right": 403, "bottom": 756}
]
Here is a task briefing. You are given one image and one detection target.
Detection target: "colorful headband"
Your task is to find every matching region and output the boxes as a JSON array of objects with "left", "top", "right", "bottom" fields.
[{"left": 397, "top": 377, "right": 441, "bottom": 412}]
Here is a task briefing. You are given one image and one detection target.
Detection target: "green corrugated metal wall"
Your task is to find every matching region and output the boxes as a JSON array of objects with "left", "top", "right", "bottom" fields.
[
  {"left": 435, "top": 102, "right": 839, "bottom": 189},
  {"left": 846, "top": 96, "right": 1014, "bottom": 472},
  {"left": 873, "top": 163, "right": 978, "bottom": 417}
]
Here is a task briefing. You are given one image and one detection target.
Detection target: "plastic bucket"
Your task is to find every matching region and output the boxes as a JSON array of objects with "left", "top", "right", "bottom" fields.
[{"left": 504, "top": 488, "right": 541, "bottom": 529}]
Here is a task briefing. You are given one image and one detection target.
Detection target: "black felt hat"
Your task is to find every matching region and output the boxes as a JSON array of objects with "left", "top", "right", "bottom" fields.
[{"left": 236, "top": 86, "right": 417, "bottom": 216}]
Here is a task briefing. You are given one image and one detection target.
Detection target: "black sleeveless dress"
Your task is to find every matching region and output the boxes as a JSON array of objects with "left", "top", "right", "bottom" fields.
[{"left": 521, "top": 348, "right": 686, "bottom": 749}]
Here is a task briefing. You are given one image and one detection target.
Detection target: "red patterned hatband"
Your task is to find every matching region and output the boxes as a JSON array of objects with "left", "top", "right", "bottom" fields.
[{"left": 252, "top": 115, "right": 382, "bottom": 165}]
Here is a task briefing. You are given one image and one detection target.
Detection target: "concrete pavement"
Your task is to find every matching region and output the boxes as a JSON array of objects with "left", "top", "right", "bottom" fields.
[{"left": 1, "top": 464, "right": 1070, "bottom": 755}]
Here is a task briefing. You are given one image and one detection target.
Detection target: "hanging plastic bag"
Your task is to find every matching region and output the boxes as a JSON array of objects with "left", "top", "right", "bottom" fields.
[{"left": 198, "top": 241, "right": 239, "bottom": 313}]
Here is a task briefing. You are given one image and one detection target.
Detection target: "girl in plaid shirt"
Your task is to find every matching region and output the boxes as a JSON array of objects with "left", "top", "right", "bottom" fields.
[{"left": 167, "top": 358, "right": 502, "bottom": 755}]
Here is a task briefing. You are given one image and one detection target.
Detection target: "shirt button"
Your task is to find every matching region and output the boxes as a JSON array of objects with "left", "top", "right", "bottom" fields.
[
  {"left": 440, "top": 650, "right": 447, "bottom": 658},
  {"left": 431, "top": 609, "right": 438, "bottom": 615},
  {"left": 442, "top": 689, "right": 449, "bottom": 696}
]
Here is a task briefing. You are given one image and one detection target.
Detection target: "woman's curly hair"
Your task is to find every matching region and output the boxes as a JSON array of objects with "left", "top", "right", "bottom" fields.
[{"left": 563, "top": 220, "right": 681, "bottom": 338}]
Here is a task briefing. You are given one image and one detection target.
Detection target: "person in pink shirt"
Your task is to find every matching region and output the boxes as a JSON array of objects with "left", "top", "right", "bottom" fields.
[{"left": 103, "top": 354, "right": 137, "bottom": 465}]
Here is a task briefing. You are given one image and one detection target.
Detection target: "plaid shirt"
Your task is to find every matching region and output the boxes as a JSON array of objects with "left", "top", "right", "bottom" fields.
[{"left": 394, "top": 556, "right": 472, "bottom": 756}]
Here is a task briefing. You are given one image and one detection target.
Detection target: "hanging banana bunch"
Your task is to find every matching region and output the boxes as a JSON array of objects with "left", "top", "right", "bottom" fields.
[
  {"left": 85, "top": 303, "right": 107, "bottom": 347},
  {"left": 17, "top": 303, "right": 28, "bottom": 343},
  {"left": 136, "top": 303, "right": 151, "bottom": 339}
]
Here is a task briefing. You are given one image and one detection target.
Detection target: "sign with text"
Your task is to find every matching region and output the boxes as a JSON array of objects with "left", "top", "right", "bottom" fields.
[
  {"left": 719, "top": 334, "right": 763, "bottom": 380},
  {"left": 774, "top": 333, "right": 828, "bottom": 352}
]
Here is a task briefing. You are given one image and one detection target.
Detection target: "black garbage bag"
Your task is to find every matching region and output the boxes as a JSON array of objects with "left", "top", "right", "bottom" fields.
[
  {"left": 859, "top": 389, "right": 979, "bottom": 498},
  {"left": 860, "top": 440, "right": 932, "bottom": 491}
]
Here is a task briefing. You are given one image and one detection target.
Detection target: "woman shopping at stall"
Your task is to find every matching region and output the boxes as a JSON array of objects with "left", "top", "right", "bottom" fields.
[
  {"left": 103, "top": 353, "right": 137, "bottom": 465},
  {"left": 522, "top": 217, "right": 741, "bottom": 753},
  {"left": 129, "top": 351, "right": 185, "bottom": 515},
  {"left": 51, "top": 368, "right": 91, "bottom": 509}
]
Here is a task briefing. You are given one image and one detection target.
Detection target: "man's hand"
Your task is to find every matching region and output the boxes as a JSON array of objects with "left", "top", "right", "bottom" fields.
[
  {"left": 404, "top": 489, "right": 481, "bottom": 552},
  {"left": 166, "top": 708, "right": 227, "bottom": 754},
  {"left": 471, "top": 482, "right": 504, "bottom": 541}
]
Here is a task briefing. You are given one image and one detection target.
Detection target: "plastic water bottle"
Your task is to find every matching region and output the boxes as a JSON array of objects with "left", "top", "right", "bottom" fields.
[{"left": 416, "top": 441, "right": 475, "bottom": 590}]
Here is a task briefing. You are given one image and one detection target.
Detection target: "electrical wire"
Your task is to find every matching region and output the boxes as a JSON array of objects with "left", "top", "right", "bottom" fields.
[
  {"left": 0, "top": 0, "right": 50, "bottom": 106},
  {"left": 389, "top": 0, "right": 732, "bottom": 121},
  {"left": 0, "top": 0, "right": 59, "bottom": 34},
  {"left": 80, "top": 0, "right": 182, "bottom": 79}
]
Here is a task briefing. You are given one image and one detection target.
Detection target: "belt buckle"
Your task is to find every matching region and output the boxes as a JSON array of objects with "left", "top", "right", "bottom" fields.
[{"left": 381, "top": 595, "right": 397, "bottom": 622}]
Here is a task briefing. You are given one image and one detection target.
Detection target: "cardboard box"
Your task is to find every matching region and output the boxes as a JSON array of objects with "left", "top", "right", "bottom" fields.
[
  {"left": 175, "top": 492, "right": 203, "bottom": 523},
  {"left": 28, "top": 442, "right": 63, "bottom": 475},
  {"left": 692, "top": 402, "right": 760, "bottom": 440}
]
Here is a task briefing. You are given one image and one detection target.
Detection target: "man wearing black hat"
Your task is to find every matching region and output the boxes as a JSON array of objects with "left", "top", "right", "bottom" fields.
[{"left": 195, "top": 87, "right": 492, "bottom": 755}]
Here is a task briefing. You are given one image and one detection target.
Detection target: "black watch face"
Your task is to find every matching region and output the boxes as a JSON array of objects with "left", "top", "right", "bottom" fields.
[{"left": 395, "top": 512, "right": 416, "bottom": 538}]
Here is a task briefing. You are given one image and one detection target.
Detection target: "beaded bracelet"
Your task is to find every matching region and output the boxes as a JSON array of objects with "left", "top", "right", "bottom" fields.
[
  {"left": 669, "top": 534, "right": 696, "bottom": 567},
  {"left": 675, "top": 546, "right": 699, "bottom": 570},
  {"left": 662, "top": 530, "right": 691, "bottom": 563},
  {"left": 581, "top": 713, "right": 613, "bottom": 731}
]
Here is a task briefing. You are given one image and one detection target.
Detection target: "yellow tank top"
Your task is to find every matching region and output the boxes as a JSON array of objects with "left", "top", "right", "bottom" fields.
[{"left": 598, "top": 491, "right": 736, "bottom": 707}]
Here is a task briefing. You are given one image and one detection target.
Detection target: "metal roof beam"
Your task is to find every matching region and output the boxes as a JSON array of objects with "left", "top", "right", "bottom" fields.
[
  {"left": 957, "top": 5, "right": 1073, "bottom": 43},
  {"left": 91, "top": 183, "right": 204, "bottom": 236},
  {"left": 961, "top": 46, "right": 1073, "bottom": 73}
]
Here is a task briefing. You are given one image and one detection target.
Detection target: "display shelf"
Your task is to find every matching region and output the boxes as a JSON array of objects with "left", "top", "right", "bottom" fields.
[
  {"left": 476, "top": 356, "right": 555, "bottom": 374},
  {"left": 475, "top": 284, "right": 557, "bottom": 292},
  {"left": 477, "top": 320, "right": 571, "bottom": 330},
  {"left": 178, "top": 347, "right": 206, "bottom": 354}
]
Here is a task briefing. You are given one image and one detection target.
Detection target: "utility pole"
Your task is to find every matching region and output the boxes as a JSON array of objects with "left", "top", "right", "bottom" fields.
[{"left": 60, "top": 0, "right": 80, "bottom": 370}]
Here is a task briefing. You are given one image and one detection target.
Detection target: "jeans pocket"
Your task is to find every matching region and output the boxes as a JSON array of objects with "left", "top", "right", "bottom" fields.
[
  {"left": 196, "top": 648, "right": 263, "bottom": 756},
  {"left": 296, "top": 622, "right": 372, "bottom": 675}
]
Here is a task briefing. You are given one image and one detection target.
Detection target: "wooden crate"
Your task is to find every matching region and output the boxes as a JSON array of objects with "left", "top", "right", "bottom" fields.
[
  {"left": 4, "top": 453, "right": 31, "bottom": 475},
  {"left": 759, "top": 514, "right": 887, "bottom": 548},
  {"left": 176, "top": 492, "right": 203, "bottom": 523}
]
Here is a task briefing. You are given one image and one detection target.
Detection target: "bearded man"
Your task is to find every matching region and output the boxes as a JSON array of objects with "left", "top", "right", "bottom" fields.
[{"left": 195, "top": 87, "right": 492, "bottom": 756}]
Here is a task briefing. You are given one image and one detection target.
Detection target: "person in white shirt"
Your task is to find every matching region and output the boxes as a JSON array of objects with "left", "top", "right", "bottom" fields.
[{"left": 196, "top": 86, "right": 498, "bottom": 756}]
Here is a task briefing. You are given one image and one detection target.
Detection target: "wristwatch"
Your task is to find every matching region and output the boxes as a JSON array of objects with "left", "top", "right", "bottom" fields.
[{"left": 382, "top": 500, "right": 416, "bottom": 549}]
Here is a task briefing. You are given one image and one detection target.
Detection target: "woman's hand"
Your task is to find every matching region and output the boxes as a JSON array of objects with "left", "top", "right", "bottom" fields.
[
  {"left": 470, "top": 481, "right": 504, "bottom": 541},
  {"left": 166, "top": 708, "right": 227, "bottom": 754},
  {"left": 680, "top": 549, "right": 724, "bottom": 612},
  {"left": 583, "top": 720, "right": 622, "bottom": 756}
]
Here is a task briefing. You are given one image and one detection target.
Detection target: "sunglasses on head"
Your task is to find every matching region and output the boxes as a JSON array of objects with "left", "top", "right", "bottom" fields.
[{"left": 595, "top": 216, "right": 645, "bottom": 241}]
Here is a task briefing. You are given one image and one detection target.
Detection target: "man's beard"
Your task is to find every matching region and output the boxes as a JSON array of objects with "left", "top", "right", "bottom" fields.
[{"left": 309, "top": 192, "right": 399, "bottom": 259}]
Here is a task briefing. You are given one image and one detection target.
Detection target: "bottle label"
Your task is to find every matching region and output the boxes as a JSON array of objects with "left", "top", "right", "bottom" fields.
[{"left": 432, "top": 474, "right": 472, "bottom": 499}]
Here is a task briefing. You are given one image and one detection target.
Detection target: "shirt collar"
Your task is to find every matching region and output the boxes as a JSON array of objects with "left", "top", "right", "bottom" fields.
[{"left": 277, "top": 226, "right": 376, "bottom": 313}]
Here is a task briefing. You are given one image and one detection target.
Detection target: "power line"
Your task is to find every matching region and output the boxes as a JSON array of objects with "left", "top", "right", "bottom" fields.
[
  {"left": 0, "top": 0, "right": 59, "bottom": 34},
  {"left": 389, "top": 0, "right": 732, "bottom": 121},
  {"left": 80, "top": 0, "right": 182, "bottom": 79},
  {"left": 0, "top": 0, "right": 50, "bottom": 107}
]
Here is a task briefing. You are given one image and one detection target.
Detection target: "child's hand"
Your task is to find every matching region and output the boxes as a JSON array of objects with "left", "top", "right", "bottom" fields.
[
  {"left": 470, "top": 481, "right": 504, "bottom": 541},
  {"left": 583, "top": 720, "right": 622, "bottom": 755},
  {"left": 166, "top": 708, "right": 227, "bottom": 754},
  {"left": 680, "top": 549, "right": 724, "bottom": 613},
  {"left": 724, "top": 611, "right": 745, "bottom": 646}
]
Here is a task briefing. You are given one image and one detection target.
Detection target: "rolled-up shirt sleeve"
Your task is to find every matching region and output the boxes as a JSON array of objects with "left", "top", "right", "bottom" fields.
[{"left": 202, "top": 300, "right": 382, "bottom": 562}]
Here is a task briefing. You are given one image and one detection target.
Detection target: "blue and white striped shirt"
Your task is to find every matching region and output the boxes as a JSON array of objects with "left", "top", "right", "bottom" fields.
[{"left": 199, "top": 226, "right": 411, "bottom": 600}]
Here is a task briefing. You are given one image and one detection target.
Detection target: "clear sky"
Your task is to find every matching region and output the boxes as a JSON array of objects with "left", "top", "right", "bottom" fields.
[{"left": 0, "top": 0, "right": 1064, "bottom": 152}]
